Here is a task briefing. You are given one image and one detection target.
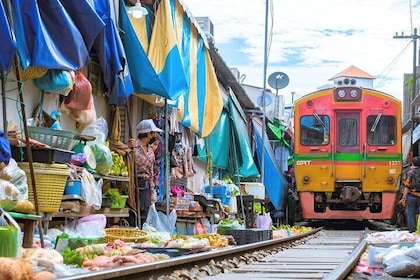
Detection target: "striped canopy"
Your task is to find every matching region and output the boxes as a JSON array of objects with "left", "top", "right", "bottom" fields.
[{"left": 121, "top": 0, "right": 223, "bottom": 137}]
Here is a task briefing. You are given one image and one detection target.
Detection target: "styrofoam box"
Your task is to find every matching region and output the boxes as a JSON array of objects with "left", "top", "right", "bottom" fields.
[{"left": 241, "top": 182, "right": 265, "bottom": 199}]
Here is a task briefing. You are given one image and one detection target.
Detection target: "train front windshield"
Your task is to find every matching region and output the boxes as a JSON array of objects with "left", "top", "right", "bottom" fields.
[{"left": 300, "top": 115, "right": 330, "bottom": 146}]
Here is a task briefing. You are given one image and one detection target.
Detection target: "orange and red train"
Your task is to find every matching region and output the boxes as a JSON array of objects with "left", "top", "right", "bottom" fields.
[{"left": 293, "top": 82, "right": 402, "bottom": 221}]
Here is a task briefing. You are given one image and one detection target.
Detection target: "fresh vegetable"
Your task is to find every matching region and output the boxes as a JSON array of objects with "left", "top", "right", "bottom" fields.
[{"left": 103, "top": 189, "right": 126, "bottom": 208}]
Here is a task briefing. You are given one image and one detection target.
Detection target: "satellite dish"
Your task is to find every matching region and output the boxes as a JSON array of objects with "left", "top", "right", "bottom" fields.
[
  {"left": 257, "top": 94, "right": 272, "bottom": 107},
  {"left": 268, "top": 72, "right": 289, "bottom": 90}
]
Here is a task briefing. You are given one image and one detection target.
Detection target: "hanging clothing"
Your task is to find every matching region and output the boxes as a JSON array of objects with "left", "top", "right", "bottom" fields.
[{"left": 275, "top": 145, "right": 290, "bottom": 173}]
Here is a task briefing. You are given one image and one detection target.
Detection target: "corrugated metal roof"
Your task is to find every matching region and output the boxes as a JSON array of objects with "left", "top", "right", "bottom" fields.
[{"left": 329, "top": 65, "right": 375, "bottom": 80}]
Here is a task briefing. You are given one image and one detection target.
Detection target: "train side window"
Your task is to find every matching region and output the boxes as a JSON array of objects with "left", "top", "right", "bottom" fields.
[
  {"left": 367, "top": 115, "right": 396, "bottom": 145},
  {"left": 300, "top": 115, "right": 330, "bottom": 145}
]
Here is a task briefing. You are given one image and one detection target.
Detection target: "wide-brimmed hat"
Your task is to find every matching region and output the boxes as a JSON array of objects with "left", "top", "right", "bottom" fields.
[{"left": 136, "top": 119, "right": 163, "bottom": 134}]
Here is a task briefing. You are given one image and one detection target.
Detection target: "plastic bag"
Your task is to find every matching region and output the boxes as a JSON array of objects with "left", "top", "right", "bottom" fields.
[
  {"left": 89, "top": 143, "right": 112, "bottom": 175},
  {"left": 75, "top": 214, "right": 106, "bottom": 238},
  {"left": 144, "top": 204, "right": 177, "bottom": 234},
  {"left": 81, "top": 117, "right": 108, "bottom": 144},
  {"left": 64, "top": 71, "right": 92, "bottom": 110},
  {"left": 34, "top": 69, "right": 74, "bottom": 94},
  {"left": 80, "top": 169, "right": 102, "bottom": 210},
  {"left": 255, "top": 213, "right": 272, "bottom": 230},
  {"left": 0, "top": 159, "right": 28, "bottom": 200},
  {"left": 193, "top": 219, "right": 208, "bottom": 235},
  {"left": 0, "top": 208, "right": 21, "bottom": 257},
  {"left": 0, "top": 179, "right": 19, "bottom": 211}
]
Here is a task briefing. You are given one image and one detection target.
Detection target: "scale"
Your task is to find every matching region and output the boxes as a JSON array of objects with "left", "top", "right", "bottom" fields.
[{"left": 72, "top": 135, "right": 97, "bottom": 171}]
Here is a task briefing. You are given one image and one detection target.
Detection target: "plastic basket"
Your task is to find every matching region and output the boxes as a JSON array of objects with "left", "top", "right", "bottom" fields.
[
  {"left": 204, "top": 186, "right": 230, "bottom": 205},
  {"left": 104, "top": 228, "right": 148, "bottom": 243},
  {"left": 226, "top": 229, "right": 272, "bottom": 245},
  {"left": 19, "top": 162, "right": 70, "bottom": 212},
  {"left": 27, "top": 126, "right": 76, "bottom": 150}
]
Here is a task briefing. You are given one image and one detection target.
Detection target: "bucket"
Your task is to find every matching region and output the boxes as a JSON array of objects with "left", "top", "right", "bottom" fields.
[{"left": 64, "top": 180, "right": 82, "bottom": 196}]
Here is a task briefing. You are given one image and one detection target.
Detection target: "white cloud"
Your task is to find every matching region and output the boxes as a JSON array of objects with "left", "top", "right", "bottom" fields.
[{"left": 183, "top": 0, "right": 420, "bottom": 104}]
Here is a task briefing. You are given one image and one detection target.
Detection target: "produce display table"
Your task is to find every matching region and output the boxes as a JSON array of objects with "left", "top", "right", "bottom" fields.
[{"left": 9, "top": 212, "right": 42, "bottom": 248}]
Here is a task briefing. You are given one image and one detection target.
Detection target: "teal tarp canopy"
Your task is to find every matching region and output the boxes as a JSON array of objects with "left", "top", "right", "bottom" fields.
[{"left": 197, "top": 97, "right": 259, "bottom": 178}]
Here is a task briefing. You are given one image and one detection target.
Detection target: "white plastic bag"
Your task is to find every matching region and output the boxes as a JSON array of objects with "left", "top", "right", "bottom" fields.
[
  {"left": 80, "top": 169, "right": 102, "bottom": 210},
  {"left": 144, "top": 204, "right": 177, "bottom": 234},
  {"left": 76, "top": 214, "right": 106, "bottom": 238},
  {"left": 255, "top": 213, "right": 272, "bottom": 230}
]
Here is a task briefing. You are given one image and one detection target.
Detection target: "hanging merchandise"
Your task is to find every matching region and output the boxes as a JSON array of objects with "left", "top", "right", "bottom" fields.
[
  {"left": 16, "top": 65, "right": 47, "bottom": 82},
  {"left": 64, "top": 71, "right": 93, "bottom": 110},
  {"left": 34, "top": 69, "right": 75, "bottom": 95},
  {"left": 0, "top": 130, "right": 11, "bottom": 165}
]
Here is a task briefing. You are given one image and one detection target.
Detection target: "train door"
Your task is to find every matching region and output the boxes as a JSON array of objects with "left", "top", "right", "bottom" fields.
[{"left": 335, "top": 112, "right": 361, "bottom": 180}]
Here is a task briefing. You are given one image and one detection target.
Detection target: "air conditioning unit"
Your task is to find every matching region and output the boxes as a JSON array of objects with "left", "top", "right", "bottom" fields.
[{"left": 196, "top": 17, "right": 214, "bottom": 36}]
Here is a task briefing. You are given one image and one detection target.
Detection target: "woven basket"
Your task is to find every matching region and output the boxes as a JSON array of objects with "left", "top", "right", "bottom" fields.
[
  {"left": 19, "top": 162, "right": 70, "bottom": 212},
  {"left": 104, "top": 228, "right": 148, "bottom": 243},
  {"left": 18, "top": 65, "right": 48, "bottom": 82},
  {"left": 27, "top": 126, "right": 76, "bottom": 150}
]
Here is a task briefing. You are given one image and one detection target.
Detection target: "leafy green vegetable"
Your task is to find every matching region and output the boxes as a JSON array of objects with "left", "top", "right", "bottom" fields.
[{"left": 104, "top": 188, "right": 125, "bottom": 208}]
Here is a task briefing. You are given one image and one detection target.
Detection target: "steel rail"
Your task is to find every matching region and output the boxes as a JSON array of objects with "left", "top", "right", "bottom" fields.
[{"left": 56, "top": 227, "right": 322, "bottom": 280}]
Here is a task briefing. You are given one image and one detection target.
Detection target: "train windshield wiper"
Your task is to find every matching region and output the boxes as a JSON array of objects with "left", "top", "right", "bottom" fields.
[
  {"left": 313, "top": 112, "right": 327, "bottom": 132},
  {"left": 370, "top": 113, "right": 382, "bottom": 132}
]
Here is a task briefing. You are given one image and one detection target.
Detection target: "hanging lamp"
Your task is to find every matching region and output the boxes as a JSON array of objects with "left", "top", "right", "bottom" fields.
[{"left": 128, "top": 0, "right": 148, "bottom": 19}]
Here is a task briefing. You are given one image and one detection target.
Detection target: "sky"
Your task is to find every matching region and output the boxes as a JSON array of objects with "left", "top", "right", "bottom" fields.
[{"left": 182, "top": 0, "right": 420, "bottom": 105}]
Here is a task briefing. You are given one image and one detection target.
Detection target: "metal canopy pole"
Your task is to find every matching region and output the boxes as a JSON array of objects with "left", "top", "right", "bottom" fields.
[
  {"left": 261, "top": 0, "right": 269, "bottom": 186},
  {"left": 1, "top": 71, "right": 6, "bottom": 131},
  {"left": 6, "top": 0, "right": 44, "bottom": 247}
]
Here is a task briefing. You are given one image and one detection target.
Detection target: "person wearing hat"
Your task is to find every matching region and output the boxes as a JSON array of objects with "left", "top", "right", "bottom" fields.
[
  {"left": 401, "top": 156, "right": 420, "bottom": 233},
  {"left": 128, "top": 119, "right": 163, "bottom": 225}
]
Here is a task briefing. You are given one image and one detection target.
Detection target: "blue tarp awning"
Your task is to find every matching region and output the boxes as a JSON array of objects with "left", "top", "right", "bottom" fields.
[
  {"left": 252, "top": 118, "right": 288, "bottom": 211},
  {"left": 11, "top": 0, "right": 90, "bottom": 70},
  {"left": 0, "top": 0, "right": 16, "bottom": 71}
]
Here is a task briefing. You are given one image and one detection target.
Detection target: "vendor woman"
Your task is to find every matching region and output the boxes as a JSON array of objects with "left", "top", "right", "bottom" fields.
[{"left": 128, "top": 119, "right": 163, "bottom": 225}]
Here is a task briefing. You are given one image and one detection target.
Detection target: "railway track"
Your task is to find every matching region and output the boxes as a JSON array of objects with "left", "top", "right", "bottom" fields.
[
  {"left": 202, "top": 229, "right": 366, "bottom": 280},
  {"left": 57, "top": 227, "right": 369, "bottom": 280}
]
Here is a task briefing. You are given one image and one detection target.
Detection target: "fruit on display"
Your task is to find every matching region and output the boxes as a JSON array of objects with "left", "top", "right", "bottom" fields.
[{"left": 109, "top": 151, "right": 128, "bottom": 176}]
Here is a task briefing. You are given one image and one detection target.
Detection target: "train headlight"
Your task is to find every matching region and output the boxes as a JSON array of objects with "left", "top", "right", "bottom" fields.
[
  {"left": 387, "top": 176, "right": 394, "bottom": 184},
  {"left": 350, "top": 89, "right": 358, "bottom": 98},
  {"left": 302, "top": 176, "right": 310, "bottom": 184},
  {"left": 337, "top": 90, "right": 346, "bottom": 98}
]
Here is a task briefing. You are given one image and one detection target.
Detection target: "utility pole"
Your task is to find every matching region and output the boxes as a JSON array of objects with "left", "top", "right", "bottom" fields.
[
  {"left": 393, "top": 28, "right": 418, "bottom": 119},
  {"left": 394, "top": 28, "right": 419, "bottom": 163}
]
